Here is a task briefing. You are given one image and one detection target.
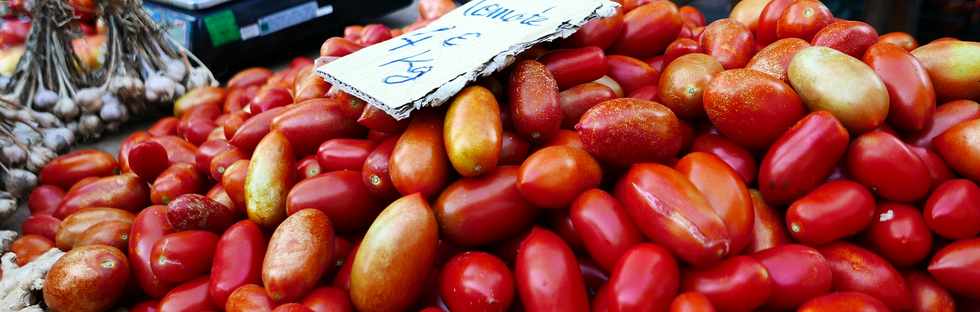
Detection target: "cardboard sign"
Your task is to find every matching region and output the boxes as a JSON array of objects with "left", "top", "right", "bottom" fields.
[{"left": 317, "top": 0, "right": 620, "bottom": 119}]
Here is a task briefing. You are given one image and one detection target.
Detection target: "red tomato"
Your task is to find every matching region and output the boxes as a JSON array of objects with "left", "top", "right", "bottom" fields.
[
  {"left": 362, "top": 137, "right": 399, "bottom": 199},
  {"left": 228, "top": 68, "right": 273, "bottom": 90},
  {"left": 273, "top": 303, "right": 313, "bottom": 312},
  {"left": 286, "top": 170, "right": 382, "bottom": 233},
  {"left": 578, "top": 257, "right": 608, "bottom": 296},
  {"left": 786, "top": 180, "right": 875, "bottom": 245},
  {"left": 934, "top": 119, "right": 980, "bottom": 182},
  {"left": 819, "top": 243, "right": 911, "bottom": 310},
  {"left": 40, "top": 149, "right": 118, "bottom": 190},
  {"left": 704, "top": 68, "right": 806, "bottom": 150},
  {"left": 681, "top": 256, "right": 772, "bottom": 312},
  {"left": 119, "top": 131, "right": 152, "bottom": 173},
  {"left": 669, "top": 291, "right": 715, "bottom": 312},
  {"left": 229, "top": 106, "right": 288, "bottom": 153},
  {"left": 747, "top": 38, "right": 811, "bottom": 82},
  {"left": 798, "top": 292, "right": 890, "bottom": 312},
  {"left": 615, "top": 163, "right": 730, "bottom": 266},
  {"left": 728, "top": 0, "right": 769, "bottom": 32},
  {"left": 195, "top": 139, "right": 231, "bottom": 175},
  {"left": 249, "top": 87, "right": 292, "bottom": 115},
  {"left": 358, "top": 105, "right": 407, "bottom": 133},
  {"left": 905, "top": 271, "right": 956, "bottom": 312},
  {"left": 923, "top": 179, "right": 980, "bottom": 239},
  {"left": 878, "top": 32, "right": 918, "bottom": 51},
  {"left": 663, "top": 38, "right": 701, "bottom": 67},
  {"left": 316, "top": 139, "right": 374, "bottom": 172},
  {"left": 271, "top": 99, "right": 364, "bottom": 157},
  {"left": 209, "top": 220, "right": 267, "bottom": 308},
  {"left": 159, "top": 277, "right": 214, "bottom": 312},
  {"left": 499, "top": 132, "right": 530, "bottom": 166},
  {"left": 21, "top": 214, "right": 61, "bottom": 242},
  {"left": 577, "top": 98, "right": 683, "bottom": 166},
  {"left": 151, "top": 163, "right": 205, "bottom": 205},
  {"left": 678, "top": 6, "right": 705, "bottom": 27},
  {"left": 390, "top": 112, "right": 451, "bottom": 198},
  {"left": 509, "top": 60, "right": 562, "bottom": 143},
  {"left": 690, "top": 133, "right": 757, "bottom": 183},
  {"left": 612, "top": 1, "right": 682, "bottom": 58},
  {"left": 776, "top": 0, "right": 833, "bottom": 41},
  {"left": 846, "top": 130, "right": 932, "bottom": 202},
  {"left": 863, "top": 42, "right": 936, "bottom": 132},
  {"left": 929, "top": 238, "right": 980, "bottom": 300},
  {"left": 811, "top": 20, "right": 879, "bottom": 58},
  {"left": 515, "top": 228, "right": 589, "bottom": 312},
  {"left": 658, "top": 53, "right": 724, "bottom": 120},
  {"left": 910, "top": 146, "right": 955, "bottom": 189},
  {"left": 151, "top": 231, "right": 219, "bottom": 284},
  {"left": 435, "top": 166, "right": 538, "bottom": 246},
  {"left": 597, "top": 243, "right": 679, "bottom": 311},
  {"left": 418, "top": 0, "right": 455, "bottom": 20},
  {"left": 747, "top": 190, "right": 790, "bottom": 253},
  {"left": 440, "top": 252, "right": 515, "bottom": 312},
  {"left": 759, "top": 111, "right": 850, "bottom": 205},
  {"left": 756, "top": 0, "right": 795, "bottom": 45},
  {"left": 517, "top": 146, "right": 602, "bottom": 209},
  {"left": 28, "top": 185, "right": 64, "bottom": 216},
  {"left": 263, "top": 209, "right": 335, "bottom": 303},
  {"left": 570, "top": 189, "right": 644, "bottom": 272},
  {"left": 130, "top": 300, "right": 160, "bottom": 312},
  {"left": 57, "top": 173, "right": 150, "bottom": 218},
  {"left": 226, "top": 284, "right": 274, "bottom": 312},
  {"left": 606, "top": 54, "right": 659, "bottom": 95},
  {"left": 559, "top": 82, "right": 617, "bottom": 129},
  {"left": 700, "top": 19, "right": 755, "bottom": 69},
  {"left": 863, "top": 203, "right": 933, "bottom": 267},
  {"left": 566, "top": 10, "right": 625, "bottom": 50},
  {"left": 752, "top": 244, "right": 832, "bottom": 310},
  {"left": 907, "top": 99, "right": 980, "bottom": 148},
  {"left": 546, "top": 209, "right": 585, "bottom": 252},
  {"left": 301, "top": 287, "right": 353, "bottom": 312},
  {"left": 540, "top": 47, "right": 609, "bottom": 90},
  {"left": 296, "top": 156, "right": 321, "bottom": 180}
]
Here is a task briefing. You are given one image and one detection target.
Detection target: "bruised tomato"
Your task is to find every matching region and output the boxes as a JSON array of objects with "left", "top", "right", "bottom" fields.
[{"left": 704, "top": 68, "right": 805, "bottom": 149}]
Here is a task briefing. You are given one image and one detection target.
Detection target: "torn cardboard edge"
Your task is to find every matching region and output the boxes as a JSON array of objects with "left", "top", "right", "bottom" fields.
[{"left": 316, "top": 0, "right": 620, "bottom": 120}]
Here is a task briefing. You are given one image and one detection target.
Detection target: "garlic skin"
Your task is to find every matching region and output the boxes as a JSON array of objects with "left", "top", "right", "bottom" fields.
[
  {"left": 3, "top": 169, "right": 36, "bottom": 198},
  {"left": 31, "top": 89, "right": 58, "bottom": 111},
  {"left": 52, "top": 98, "right": 79, "bottom": 120}
]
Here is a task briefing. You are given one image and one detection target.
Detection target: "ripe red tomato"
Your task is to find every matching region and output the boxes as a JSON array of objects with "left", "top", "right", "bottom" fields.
[
  {"left": 863, "top": 203, "right": 933, "bottom": 267},
  {"left": 907, "top": 99, "right": 980, "bottom": 148},
  {"left": 151, "top": 231, "right": 220, "bottom": 284},
  {"left": 786, "top": 180, "right": 876, "bottom": 245},
  {"left": 517, "top": 146, "right": 602, "bottom": 209},
  {"left": 704, "top": 68, "right": 806, "bottom": 150},
  {"left": 690, "top": 133, "right": 757, "bottom": 184},
  {"left": 605, "top": 55, "right": 659, "bottom": 94},
  {"left": 676, "top": 152, "right": 754, "bottom": 255},
  {"left": 596, "top": 243, "right": 679, "bottom": 311},
  {"left": 515, "top": 228, "right": 589, "bottom": 312},
  {"left": 540, "top": 47, "right": 609, "bottom": 90},
  {"left": 681, "top": 256, "right": 772, "bottom": 312},
  {"left": 566, "top": 10, "right": 625, "bottom": 50},
  {"left": 819, "top": 243, "right": 912, "bottom": 310},
  {"left": 798, "top": 292, "right": 891, "bottom": 312},
  {"left": 905, "top": 271, "right": 956, "bottom": 312},
  {"left": 846, "top": 130, "right": 932, "bottom": 202},
  {"left": 612, "top": 1, "right": 682, "bottom": 58},
  {"left": 286, "top": 170, "right": 382, "bottom": 232},
  {"left": 776, "top": 0, "right": 834, "bottom": 41},
  {"left": 747, "top": 190, "right": 790, "bottom": 253},
  {"left": 929, "top": 238, "right": 980, "bottom": 300},
  {"left": 659, "top": 53, "right": 723, "bottom": 120},
  {"left": 440, "top": 252, "right": 515, "bottom": 312},
  {"left": 759, "top": 111, "right": 850, "bottom": 205},
  {"left": 700, "top": 19, "right": 755, "bottom": 69},
  {"left": 863, "top": 42, "right": 936, "bottom": 132},
  {"left": 570, "top": 189, "right": 644, "bottom": 272},
  {"left": 209, "top": 220, "right": 267, "bottom": 308},
  {"left": 752, "top": 244, "right": 832, "bottom": 310},
  {"left": 923, "top": 179, "right": 980, "bottom": 239},
  {"left": 811, "top": 20, "right": 879, "bottom": 58},
  {"left": 508, "top": 60, "right": 562, "bottom": 143},
  {"left": 746, "top": 38, "right": 811, "bottom": 82},
  {"left": 577, "top": 98, "right": 683, "bottom": 166}
]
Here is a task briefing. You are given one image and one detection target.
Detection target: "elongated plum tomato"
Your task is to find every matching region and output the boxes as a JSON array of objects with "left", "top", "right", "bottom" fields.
[
  {"left": 934, "top": 119, "right": 980, "bottom": 182},
  {"left": 798, "top": 292, "right": 891, "bottom": 312},
  {"left": 704, "top": 68, "right": 805, "bottom": 150},
  {"left": 226, "top": 284, "right": 274, "bottom": 312},
  {"left": 129, "top": 206, "right": 175, "bottom": 298},
  {"left": 440, "top": 252, "right": 515, "bottom": 312},
  {"left": 540, "top": 47, "right": 609, "bottom": 90},
  {"left": 681, "top": 255, "right": 772, "bottom": 312},
  {"left": 576, "top": 98, "right": 683, "bottom": 167},
  {"left": 819, "top": 242, "right": 911, "bottom": 311},
  {"left": 559, "top": 82, "right": 617, "bottom": 128},
  {"left": 907, "top": 99, "right": 980, "bottom": 148},
  {"left": 151, "top": 231, "right": 219, "bottom": 284},
  {"left": 599, "top": 243, "right": 679, "bottom": 311},
  {"left": 929, "top": 238, "right": 980, "bottom": 300},
  {"left": 923, "top": 179, "right": 980, "bottom": 240},
  {"left": 444, "top": 86, "right": 502, "bottom": 177},
  {"left": 811, "top": 20, "right": 879, "bottom": 58},
  {"left": 751, "top": 244, "right": 832, "bottom": 310},
  {"left": 517, "top": 146, "right": 601, "bottom": 209},
  {"left": 605, "top": 55, "right": 659, "bottom": 94},
  {"left": 700, "top": 18, "right": 755, "bottom": 69},
  {"left": 508, "top": 60, "right": 561, "bottom": 142},
  {"left": 569, "top": 189, "right": 643, "bottom": 272},
  {"left": 776, "top": 0, "right": 833, "bottom": 41},
  {"left": 351, "top": 193, "right": 438, "bottom": 312},
  {"left": 611, "top": 1, "right": 682, "bottom": 58},
  {"left": 786, "top": 180, "right": 876, "bottom": 245},
  {"left": 40, "top": 149, "right": 118, "bottom": 190},
  {"left": 658, "top": 53, "right": 723, "bottom": 120},
  {"left": 747, "top": 190, "right": 790, "bottom": 253},
  {"left": 43, "top": 245, "right": 129, "bottom": 312},
  {"left": 878, "top": 32, "right": 918, "bottom": 51},
  {"left": 863, "top": 42, "right": 936, "bottom": 132},
  {"left": 515, "top": 227, "right": 589, "bottom": 312},
  {"left": 911, "top": 40, "right": 980, "bottom": 101},
  {"left": 669, "top": 292, "right": 715, "bottom": 312},
  {"left": 846, "top": 130, "right": 932, "bottom": 202},
  {"left": 286, "top": 170, "right": 382, "bottom": 233},
  {"left": 905, "top": 271, "right": 956, "bottom": 312},
  {"left": 788, "top": 46, "right": 889, "bottom": 133},
  {"left": 245, "top": 130, "right": 294, "bottom": 228},
  {"left": 566, "top": 10, "right": 624, "bottom": 50},
  {"left": 756, "top": 0, "right": 795, "bottom": 45},
  {"left": 390, "top": 111, "right": 450, "bottom": 198},
  {"left": 56, "top": 173, "right": 149, "bottom": 218},
  {"left": 435, "top": 166, "right": 538, "bottom": 247},
  {"left": 864, "top": 203, "right": 933, "bottom": 267},
  {"left": 747, "top": 38, "right": 811, "bottom": 82},
  {"left": 759, "top": 111, "right": 850, "bottom": 205},
  {"left": 209, "top": 220, "right": 267, "bottom": 309},
  {"left": 679, "top": 5, "right": 705, "bottom": 27},
  {"left": 615, "top": 163, "right": 730, "bottom": 266},
  {"left": 663, "top": 38, "right": 701, "bottom": 67},
  {"left": 263, "top": 209, "right": 334, "bottom": 303}
]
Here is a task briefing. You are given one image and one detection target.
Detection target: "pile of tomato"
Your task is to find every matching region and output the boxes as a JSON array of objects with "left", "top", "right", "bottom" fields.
[{"left": 8, "top": 0, "right": 980, "bottom": 311}]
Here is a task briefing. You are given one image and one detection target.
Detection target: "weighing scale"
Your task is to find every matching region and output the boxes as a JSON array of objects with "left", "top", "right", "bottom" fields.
[{"left": 144, "top": 0, "right": 413, "bottom": 79}]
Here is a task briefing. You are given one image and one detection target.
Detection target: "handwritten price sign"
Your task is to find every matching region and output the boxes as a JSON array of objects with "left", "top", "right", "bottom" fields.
[{"left": 317, "top": 0, "right": 619, "bottom": 119}]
